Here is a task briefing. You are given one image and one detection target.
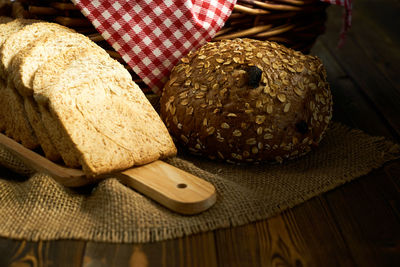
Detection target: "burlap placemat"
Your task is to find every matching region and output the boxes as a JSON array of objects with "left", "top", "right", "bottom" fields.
[{"left": 0, "top": 123, "right": 398, "bottom": 243}]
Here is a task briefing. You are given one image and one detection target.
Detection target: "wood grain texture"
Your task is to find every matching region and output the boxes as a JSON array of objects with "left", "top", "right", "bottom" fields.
[
  {"left": 287, "top": 198, "right": 356, "bottom": 266},
  {"left": 83, "top": 231, "right": 217, "bottom": 267},
  {"left": 215, "top": 215, "right": 316, "bottom": 267},
  {"left": 0, "top": 239, "right": 85, "bottom": 267},
  {"left": 319, "top": 5, "right": 400, "bottom": 137},
  {"left": 348, "top": 6, "right": 400, "bottom": 93},
  {"left": 214, "top": 197, "right": 357, "bottom": 267},
  {"left": 324, "top": 169, "right": 400, "bottom": 266},
  {"left": 120, "top": 160, "right": 217, "bottom": 215},
  {"left": 311, "top": 41, "right": 398, "bottom": 141}
]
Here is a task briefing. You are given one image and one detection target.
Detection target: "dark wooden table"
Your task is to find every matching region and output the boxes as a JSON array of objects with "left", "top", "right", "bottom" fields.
[{"left": 1, "top": 1, "right": 399, "bottom": 266}]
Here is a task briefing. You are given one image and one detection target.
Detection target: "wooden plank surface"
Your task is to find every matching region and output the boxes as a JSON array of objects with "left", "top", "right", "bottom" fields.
[
  {"left": 311, "top": 40, "right": 398, "bottom": 141},
  {"left": 324, "top": 170, "right": 400, "bottom": 266},
  {"left": 0, "top": 240, "right": 86, "bottom": 266},
  {"left": 83, "top": 232, "right": 218, "bottom": 267},
  {"left": 1, "top": 0, "right": 400, "bottom": 266},
  {"left": 318, "top": 3, "right": 400, "bottom": 137}
]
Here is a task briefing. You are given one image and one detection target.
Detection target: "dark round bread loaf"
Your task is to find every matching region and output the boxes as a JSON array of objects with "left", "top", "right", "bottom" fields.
[{"left": 160, "top": 38, "right": 332, "bottom": 163}]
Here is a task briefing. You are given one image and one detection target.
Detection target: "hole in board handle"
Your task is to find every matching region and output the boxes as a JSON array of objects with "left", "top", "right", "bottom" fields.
[{"left": 177, "top": 183, "right": 187, "bottom": 189}]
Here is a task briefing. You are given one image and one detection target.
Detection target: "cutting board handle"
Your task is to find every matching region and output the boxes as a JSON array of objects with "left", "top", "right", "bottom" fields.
[
  {"left": 0, "top": 133, "right": 216, "bottom": 215},
  {"left": 118, "top": 160, "right": 217, "bottom": 215}
]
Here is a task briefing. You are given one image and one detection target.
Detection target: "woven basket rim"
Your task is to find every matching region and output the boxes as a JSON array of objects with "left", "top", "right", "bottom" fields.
[{"left": 13, "top": 0, "right": 329, "bottom": 92}]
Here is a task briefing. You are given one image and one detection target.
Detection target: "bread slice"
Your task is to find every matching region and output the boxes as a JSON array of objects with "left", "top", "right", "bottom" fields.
[
  {"left": 0, "top": 19, "right": 21, "bottom": 132},
  {"left": 34, "top": 51, "right": 176, "bottom": 176},
  {"left": 0, "top": 22, "right": 73, "bottom": 156},
  {"left": 24, "top": 96, "right": 60, "bottom": 161},
  {"left": 0, "top": 19, "right": 39, "bottom": 146},
  {"left": 33, "top": 48, "right": 135, "bottom": 170},
  {"left": 38, "top": 103, "right": 80, "bottom": 167},
  {"left": 32, "top": 47, "right": 128, "bottom": 167},
  {"left": 8, "top": 31, "right": 106, "bottom": 161},
  {"left": 0, "top": 21, "right": 74, "bottom": 79},
  {"left": 10, "top": 31, "right": 107, "bottom": 97},
  {"left": 33, "top": 47, "right": 131, "bottom": 105},
  {"left": 0, "top": 79, "right": 37, "bottom": 148},
  {"left": 33, "top": 47, "right": 132, "bottom": 167},
  {"left": 0, "top": 18, "right": 38, "bottom": 47},
  {"left": 45, "top": 76, "right": 176, "bottom": 176}
]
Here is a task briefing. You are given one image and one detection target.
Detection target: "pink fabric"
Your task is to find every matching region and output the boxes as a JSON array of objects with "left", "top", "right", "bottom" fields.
[{"left": 71, "top": 0, "right": 351, "bottom": 93}]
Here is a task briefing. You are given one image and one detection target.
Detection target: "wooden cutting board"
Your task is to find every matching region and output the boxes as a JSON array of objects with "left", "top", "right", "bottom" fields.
[{"left": 0, "top": 133, "right": 216, "bottom": 215}]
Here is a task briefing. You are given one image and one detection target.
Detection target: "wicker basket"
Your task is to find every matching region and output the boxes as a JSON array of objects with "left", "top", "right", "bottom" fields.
[{"left": 12, "top": 0, "right": 328, "bottom": 93}]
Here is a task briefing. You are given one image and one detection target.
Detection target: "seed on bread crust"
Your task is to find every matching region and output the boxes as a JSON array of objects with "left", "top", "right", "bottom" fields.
[{"left": 160, "top": 38, "right": 332, "bottom": 164}]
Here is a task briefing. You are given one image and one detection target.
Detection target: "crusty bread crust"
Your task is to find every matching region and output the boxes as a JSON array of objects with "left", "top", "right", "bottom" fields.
[{"left": 161, "top": 39, "right": 332, "bottom": 163}]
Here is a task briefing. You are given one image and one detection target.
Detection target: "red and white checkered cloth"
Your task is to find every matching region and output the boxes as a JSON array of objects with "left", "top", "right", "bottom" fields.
[
  {"left": 71, "top": 0, "right": 235, "bottom": 93},
  {"left": 71, "top": 0, "right": 351, "bottom": 94}
]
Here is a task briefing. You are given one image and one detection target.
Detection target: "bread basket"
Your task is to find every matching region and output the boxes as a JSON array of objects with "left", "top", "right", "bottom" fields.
[{"left": 11, "top": 0, "right": 329, "bottom": 93}]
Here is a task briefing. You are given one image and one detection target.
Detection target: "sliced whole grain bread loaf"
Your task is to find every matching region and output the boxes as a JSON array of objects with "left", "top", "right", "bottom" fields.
[
  {"left": 0, "top": 22, "right": 74, "bottom": 158},
  {"left": 8, "top": 31, "right": 107, "bottom": 161},
  {"left": 10, "top": 31, "right": 107, "bottom": 97},
  {"left": 0, "top": 22, "right": 74, "bottom": 79},
  {"left": 34, "top": 51, "right": 176, "bottom": 176}
]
